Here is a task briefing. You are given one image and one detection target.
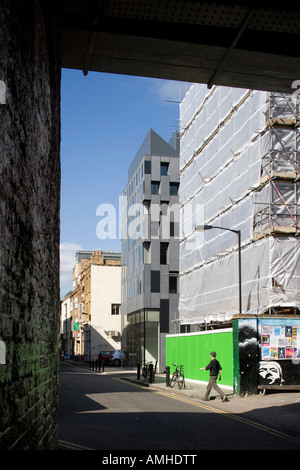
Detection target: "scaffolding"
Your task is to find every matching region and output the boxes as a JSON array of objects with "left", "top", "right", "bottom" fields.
[
  {"left": 178, "top": 85, "right": 300, "bottom": 326},
  {"left": 253, "top": 92, "right": 300, "bottom": 239}
]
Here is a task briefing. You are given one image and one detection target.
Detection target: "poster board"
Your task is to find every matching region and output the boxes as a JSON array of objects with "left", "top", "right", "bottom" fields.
[{"left": 261, "top": 323, "right": 300, "bottom": 360}]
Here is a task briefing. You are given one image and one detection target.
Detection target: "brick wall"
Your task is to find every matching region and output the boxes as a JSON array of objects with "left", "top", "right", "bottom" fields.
[{"left": 0, "top": 0, "right": 61, "bottom": 449}]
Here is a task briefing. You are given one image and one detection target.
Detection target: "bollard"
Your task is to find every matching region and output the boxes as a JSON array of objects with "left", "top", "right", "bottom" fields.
[
  {"left": 149, "top": 363, "right": 154, "bottom": 383},
  {"left": 165, "top": 366, "right": 170, "bottom": 387},
  {"left": 137, "top": 363, "right": 141, "bottom": 380},
  {"left": 101, "top": 359, "right": 105, "bottom": 373}
]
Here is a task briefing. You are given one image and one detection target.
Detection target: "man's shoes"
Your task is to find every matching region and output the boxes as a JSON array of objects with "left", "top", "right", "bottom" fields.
[{"left": 201, "top": 397, "right": 209, "bottom": 401}]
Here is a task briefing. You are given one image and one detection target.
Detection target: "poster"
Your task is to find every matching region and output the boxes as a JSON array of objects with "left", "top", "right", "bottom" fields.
[{"left": 261, "top": 324, "right": 300, "bottom": 360}]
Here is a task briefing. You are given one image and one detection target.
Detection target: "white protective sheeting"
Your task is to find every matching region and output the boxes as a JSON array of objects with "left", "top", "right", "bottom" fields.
[
  {"left": 179, "top": 237, "right": 300, "bottom": 324},
  {"left": 179, "top": 84, "right": 299, "bottom": 325}
]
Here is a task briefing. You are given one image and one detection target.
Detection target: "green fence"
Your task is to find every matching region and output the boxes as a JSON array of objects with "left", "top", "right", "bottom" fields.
[{"left": 166, "top": 329, "right": 233, "bottom": 388}]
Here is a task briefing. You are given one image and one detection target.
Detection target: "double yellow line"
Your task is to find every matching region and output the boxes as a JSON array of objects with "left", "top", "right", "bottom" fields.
[
  {"left": 60, "top": 379, "right": 300, "bottom": 449},
  {"left": 155, "top": 390, "right": 300, "bottom": 447}
]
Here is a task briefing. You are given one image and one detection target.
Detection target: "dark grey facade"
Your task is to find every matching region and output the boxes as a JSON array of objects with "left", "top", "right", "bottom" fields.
[{"left": 121, "top": 129, "right": 180, "bottom": 371}]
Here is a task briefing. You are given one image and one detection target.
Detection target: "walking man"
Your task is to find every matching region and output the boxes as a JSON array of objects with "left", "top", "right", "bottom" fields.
[{"left": 200, "top": 352, "right": 228, "bottom": 402}]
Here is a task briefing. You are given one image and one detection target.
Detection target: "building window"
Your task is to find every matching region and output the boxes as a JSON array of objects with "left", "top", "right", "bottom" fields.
[
  {"left": 151, "top": 270, "right": 160, "bottom": 293},
  {"left": 151, "top": 181, "right": 160, "bottom": 194},
  {"left": 143, "top": 200, "right": 150, "bottom": 214},
  {"left": 160, "top": 162, "right": 169, "bottom": 175},
  {"left": 169, "top": 273, "right": 178, "bottom": 293},
  {"left": 180, "top": 324, "right": 191, "bottom": 333},
  {"left": 143, "top": 242, "right": 151, "bottom": 264},
  {"left": 170, "top": 221, "right": 174, "bottom": 237},
  {"left": 170, "top": 182, "right": 179, "bottom": 195},
  {"left": 160, "top": 299, "right": 169, "bottom": 333},
  {"left": 160, "top": 242, "right": 168, "bottom": 264},
  {"left": 145, "top": 160, "right": 151, "bottom": 174},
  {"left": 111, "top": 304, "right": 120, "bottom": 315}
]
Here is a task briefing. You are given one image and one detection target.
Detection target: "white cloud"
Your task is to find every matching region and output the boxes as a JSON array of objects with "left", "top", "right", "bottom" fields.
[
  {"left": 60, "top": 242, "right": 82, "bottom": 295},
  {"left": 149, "top": 79, "right": 190, "bottom": 103}
]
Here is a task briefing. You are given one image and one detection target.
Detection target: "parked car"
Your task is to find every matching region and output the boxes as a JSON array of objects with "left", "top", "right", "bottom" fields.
[
  {"left": 98, "top": 351, "right": 114, "bottom": 364},
  {"left": 98, "top": 350, "right": 129, "bottom": 367}
]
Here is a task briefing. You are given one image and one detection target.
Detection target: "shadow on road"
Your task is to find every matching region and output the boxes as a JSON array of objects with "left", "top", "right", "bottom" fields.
[{"left": 58, "top": 362, "right": 300, "bottom": 451}]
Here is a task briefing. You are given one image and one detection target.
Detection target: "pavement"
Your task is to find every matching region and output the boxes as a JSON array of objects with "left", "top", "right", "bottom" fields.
[{"left": 63, "top": 359, "right": 300, "bottom": 443}]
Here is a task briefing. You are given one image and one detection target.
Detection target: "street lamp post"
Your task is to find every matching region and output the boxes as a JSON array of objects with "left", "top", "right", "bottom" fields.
[{"left": 195, "top": 224, "right": 242, "bottom": 315}]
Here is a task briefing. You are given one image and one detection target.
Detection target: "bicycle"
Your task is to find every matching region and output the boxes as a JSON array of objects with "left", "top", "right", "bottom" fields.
[
  {"left": 142, "top": 361, "right": 153, "bottom": 382},
  {"left": 170, "top": 363, "right": 185, "bottom": 389}
]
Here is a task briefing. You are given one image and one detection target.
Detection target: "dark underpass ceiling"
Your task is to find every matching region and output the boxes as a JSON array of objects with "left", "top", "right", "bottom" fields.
[{"left": 60, "top": 0, "right": 300, "bottom": 93}]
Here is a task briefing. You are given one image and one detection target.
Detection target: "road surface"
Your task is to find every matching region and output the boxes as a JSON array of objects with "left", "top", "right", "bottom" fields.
[{"left": 59, "top": 361, "right": 300, "bottom": 453}]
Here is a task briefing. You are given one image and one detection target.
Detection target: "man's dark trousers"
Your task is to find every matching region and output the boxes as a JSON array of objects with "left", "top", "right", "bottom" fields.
[{"left": 204, "top": 376, "right": 226, "bottom": 400}]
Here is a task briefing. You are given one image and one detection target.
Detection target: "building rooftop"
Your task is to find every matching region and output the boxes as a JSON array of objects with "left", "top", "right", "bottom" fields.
[
  {"left": 75, "top": 250, "right": 121, "bottom": 263},
  {"left": 128, "top": 128, "right": 179, "bottom": 180}
]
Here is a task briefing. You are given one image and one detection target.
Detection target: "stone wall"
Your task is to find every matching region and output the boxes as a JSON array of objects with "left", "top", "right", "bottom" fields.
[{"left": 0, "top": 0, "right": 61, "bottom": 449}]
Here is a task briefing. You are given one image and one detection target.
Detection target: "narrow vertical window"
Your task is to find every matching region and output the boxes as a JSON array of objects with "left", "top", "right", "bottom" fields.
[
  {"left": 170, "top": 221, "right": 174, "bottom": 237},
  {"left": 160, "top": 242, "right": 168, "bottom": 265},
  {"left": 169, "top": 273, "right": 178, "bottom": 293},
  {"left": 170, "top": 183, "right": 179, "bottom": 195},
  {"left": 144, "top": 160, "right": 151, "bottom": 174},
  {"left": 160, "top": 162, "right": 169, "bottom": 175},
  {"left": 143, "top": 242, "right": 151, "bottom": 264},
  {"left": 151, "top": 181, "right": 160, "bottom": 194},
  {"left": 151, "top": 270, "right": 160, "bottom": 293},
  {"left": 111, "top": 304, "right": 120, "bottom": 315}
]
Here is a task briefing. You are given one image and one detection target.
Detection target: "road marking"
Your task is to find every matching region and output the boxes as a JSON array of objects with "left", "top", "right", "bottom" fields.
[
  {"left": 58, "top": 439, "right": 95, "bottom": 450},
  {"left": 110, "top": 378, "right": 300, "bottom": 447},
  {"left": 154, "top": 390, "right": 300, "bottom": 447}
]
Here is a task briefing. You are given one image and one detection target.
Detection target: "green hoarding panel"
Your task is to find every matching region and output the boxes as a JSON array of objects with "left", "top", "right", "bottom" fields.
[{"left": 166, "top": 329, "right": 233, "bottom": 387}]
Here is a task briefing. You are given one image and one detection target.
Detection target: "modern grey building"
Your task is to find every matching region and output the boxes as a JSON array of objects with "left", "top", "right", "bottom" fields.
[{"left": 121, "top": 129, "right": 180, "bottom": 371}]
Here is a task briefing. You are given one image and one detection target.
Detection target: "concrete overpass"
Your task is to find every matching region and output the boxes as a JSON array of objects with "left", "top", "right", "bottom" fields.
[{"left": 60, "top": 0, "right": 300, "bottom": 93}]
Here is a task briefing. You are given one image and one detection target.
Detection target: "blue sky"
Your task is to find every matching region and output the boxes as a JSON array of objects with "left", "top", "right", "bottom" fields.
[{"left": 60, "top": 69, "right": 188, "bottom": 297}]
